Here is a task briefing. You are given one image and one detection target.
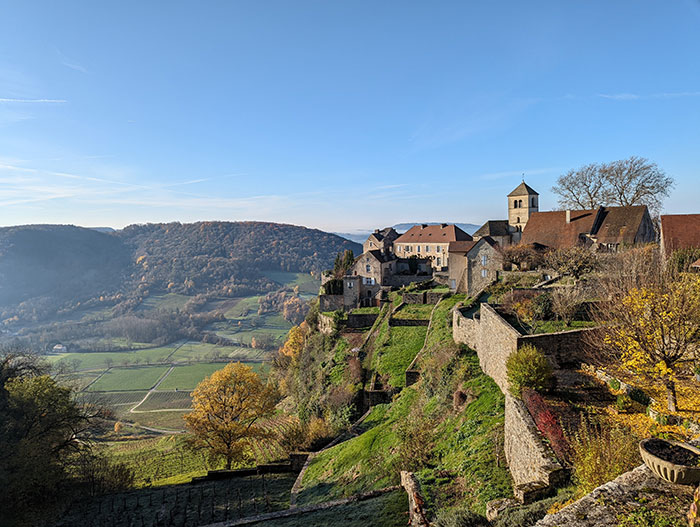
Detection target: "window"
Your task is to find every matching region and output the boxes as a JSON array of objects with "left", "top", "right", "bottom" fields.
[
  {"left": 436, "top": 245, "right": 441, "bottom": 253},
  {"left": 450, "top": 279, "right": 456, "bottom": 289},
  {"left": 425, "top": 245, "right": 429, "bottom": 252},
  {"left": 481, "top": 269, "right": 488, "bottom": 278},
  {"left": 519, "top": 199, "right": 523, "bottom": 208},
  {"left": 437, "top": 257, "right": 441, "bottom": 266},
  {"left": 481, "top": 254, "right": 488, "bottom": 266},
  {"left": 532, "top": 197, "right": 536, "bottom": 207},
  {"left": 417, "top": 246, "right": 421, "bottom": 253},
  {"left": 513, "top": 200, "right": 518, "bottom": 208},
  {"left": 516, "top": 217, "right": 520, "bottom": 224},
  {"left": 347, "top": 281, "right": 353, "bottom": 289},
  {"left": 366, "top": 264, "right": 371, "bottom": 273}
]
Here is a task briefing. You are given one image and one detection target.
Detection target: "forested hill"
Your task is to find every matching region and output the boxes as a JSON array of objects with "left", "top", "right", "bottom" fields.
[
  {"left": 0, "top": 221, "right": 360, "bottom": 323},
  {"left": 0, "top": 225, "right": 129, "bottom": 310},
  {"left": 116, "top": 221, "right": 361, "bottom": 293}
]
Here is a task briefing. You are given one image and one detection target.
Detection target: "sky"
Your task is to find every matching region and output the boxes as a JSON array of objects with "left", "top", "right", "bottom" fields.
[{"left": 1, "top": 1, "right": 700, "bottom": 233}]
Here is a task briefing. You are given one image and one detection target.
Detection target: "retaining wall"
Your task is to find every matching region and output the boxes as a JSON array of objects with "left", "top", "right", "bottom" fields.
[
  {"left": 477, "top": 304, "right": 521, "bottom": 393},
  {"left": 346, "top": 313, "right": 379, "bottom": 328},
  {"left": 519, "top": 328, "right": 602, "bottom": 368},
  {"left": 389, "top": 318, "right": 430, "bottom": 327},
  {"left": 319, "top": 294, "right": 343, "bottom": 312},
  {"left": 504, "top": 395, "right": 568, "bottom": 502},
  {"left": 318, "top": 313, "right": 336, "bottom": 335},
  {"left": 452, "top": 305, "right": 480, "bottom": 351}
]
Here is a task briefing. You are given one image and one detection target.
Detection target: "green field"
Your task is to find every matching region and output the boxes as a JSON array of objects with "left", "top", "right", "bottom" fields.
[
  {"left": 48, "top": 343, "right": 180, "bottom": 370},
  {"left": 88, "top": 365, "right": 170, "bottom": 391},
  {"left": 136, "top": 391, "right": 192, "bottom": 411},
  {"left": 83, "top": 390, "right": 149, "bottom": 408},
  {"left": 392, "top": 304, "right": 434, "bottom": 320},
  {"left": 224, "top": 295, "right": 263, "bottom": 319},
  {"left": 158, "top": 362, "right": 267, "bottom": 390},
  {"left": 374, "top": 325, "right": 428, "bottom": 388},
  {"left": 137, "top": 292, "right": 192, "bottom": 312}
]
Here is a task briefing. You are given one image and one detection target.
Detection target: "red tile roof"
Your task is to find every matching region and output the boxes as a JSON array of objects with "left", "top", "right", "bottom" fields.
[
  {"left": 521, "top": 210, "right": 598, "bottom": 249},
  {"left": 521, "top": 206, "right": 650, "bottom": 249},
  {"left": 394, "top": 224, "right": 472, "bottom": 244},
  {"left": 661, "top": 214, "right": 700, "bottom": 254}
]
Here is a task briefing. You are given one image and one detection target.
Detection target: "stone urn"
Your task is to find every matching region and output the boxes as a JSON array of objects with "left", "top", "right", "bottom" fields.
[{"left": 639, "top": 438, "right": 700, "bottom": 485}]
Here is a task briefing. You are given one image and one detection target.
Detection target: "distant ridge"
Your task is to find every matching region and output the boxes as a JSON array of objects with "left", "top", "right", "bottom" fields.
[{"left": 335, "top": 222, "right": 481, "bottom": 244}]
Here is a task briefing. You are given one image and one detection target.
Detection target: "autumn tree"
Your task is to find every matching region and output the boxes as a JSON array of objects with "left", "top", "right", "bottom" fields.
[
  {"left": 603, "top": 275, "right": 700, "bottom": 412},
  {"left": 184, "top": 362, "right": 277, "bottom": 469},
  {"left": 280, "top": 324, "right": 306, "bottom": 360},
  {"left": 552, "top": 156, "right": 674, "bottom": 215}
]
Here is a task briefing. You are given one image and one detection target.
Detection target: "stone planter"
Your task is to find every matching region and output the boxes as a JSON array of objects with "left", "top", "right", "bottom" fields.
[{"left": 639, "top": 438, "right": 700, "bottom": 485}]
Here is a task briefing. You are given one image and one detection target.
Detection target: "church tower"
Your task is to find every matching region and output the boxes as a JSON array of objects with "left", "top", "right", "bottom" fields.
[{"left": 507, "top": 181, "right": 539, "bottom": 240}]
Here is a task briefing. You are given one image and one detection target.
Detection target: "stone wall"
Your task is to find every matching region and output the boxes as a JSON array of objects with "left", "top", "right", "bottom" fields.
[
  {"left": 452, "top": 305, "right": 480, "bottom": 350},
  {"left": 504, "top": 395, "right": 567, "bottom": 502},
  {"left": 318, "top": 313, "right": 336, "bottom": 335},
  {"left": 519, "top": 328, "right": 602, "bottom": 368},
  {"left": 319, "top": 294, "right": 343, "bottom": 312},
  {"left": 389, "top": 274, "right": 433, "bottom": 288},
  {"left": 401, "top": 291, "right": 444, "bottom": 305},
  {"left": 476, "top": 303, "right": 521, "bottom": 393},
  {"left": 346, "top": 313, "right": 379, "bottom": 328},
  {"left": 389, "top": 318, "right": 430, "bottom": 327}
]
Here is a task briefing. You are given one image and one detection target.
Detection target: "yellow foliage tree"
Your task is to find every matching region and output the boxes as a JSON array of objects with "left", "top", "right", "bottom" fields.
[
  {"left": 184, "top": 362, "right": 276, "bottom": 469},
  {"left": 605, "top": 275, "right": 700, "bottom": 412},
  {"left": 280, "top": 325, "right": 305, "bottom": 359}
]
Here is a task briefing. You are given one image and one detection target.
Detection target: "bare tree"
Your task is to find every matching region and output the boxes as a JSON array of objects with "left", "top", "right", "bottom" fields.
[
  {"left": 552, "top": 162, "right": 610, "bottom": 210},
  {"left": 550, "top": 286, "right": 584, "bottom": 325},
  {"left": 601, "top": 156, "right": 674, "bottom": 215},
  {"left": 552, "top": 157, "right": 674, "bottom": 215}
]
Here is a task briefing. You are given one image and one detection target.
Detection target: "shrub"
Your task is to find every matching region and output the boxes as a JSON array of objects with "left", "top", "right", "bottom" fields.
[
  {"left": 394, "top": 400, "right": 436, "bottom": 472},
  {"left": 629, "top": 387, "right": 651, "bottom": 407},
  {"left": 608, "top": 378, "right": 620, "bottom": 391},
  {"left": 433, "top": 506, "right": 490, "bottom": 527},
  {"left": 615, "top": 394, "right": 634, "bottom": 413},
  {"left": 568, "top": 416, "right": 640, "bottom": 497},
  {"left": 506, "top": 345, "right": 554, "bottom": 397},
  {"left": 493, "top": 490, "right": 574, "bottom": 527},
  {"left": 522, "top": 388, "right": 570, "bottom": 464}
]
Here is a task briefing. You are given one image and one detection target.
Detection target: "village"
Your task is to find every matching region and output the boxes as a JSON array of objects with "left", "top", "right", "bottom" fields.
[{"left": 320, "top": 180, "right": 694, "bottom": 312}]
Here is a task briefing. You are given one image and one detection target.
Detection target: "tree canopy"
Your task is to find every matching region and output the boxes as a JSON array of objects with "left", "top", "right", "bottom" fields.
[
  {"left": 551, "top": 156, "right": 673, "bottom": 215},
  {"left": 184, "top": 362, "right": 277, "bottom": 469}
]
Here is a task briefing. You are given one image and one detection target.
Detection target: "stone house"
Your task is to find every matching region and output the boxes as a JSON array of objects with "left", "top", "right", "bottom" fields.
[
  {"left": 659, "top": 214, "right": 700, "bottom": 260},
  {"left": 521, "top": 205, "right": 656, "bottom": 251},
  {"left": 474, "top": 181, "right": 539, "bottom": 246},
  {"left": 447, "top": 237, "right": 501, "bottom": 295},
  {"left": 363, "top": 227, "right": 399, "bottom": 256},
  {"left": 393, "top": 224, "right": 472, "bottom": 270}
]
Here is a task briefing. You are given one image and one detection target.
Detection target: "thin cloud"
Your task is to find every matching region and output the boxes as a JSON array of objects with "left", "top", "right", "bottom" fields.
[
  {"left": 55, "top": 47, "right": 88, "bottom": 74},
  {"left": 0, "top": 98, "right": 67, "bottom": 103},
  {"left": 597, "top": 91, "right": 700, "bottom": 101}
]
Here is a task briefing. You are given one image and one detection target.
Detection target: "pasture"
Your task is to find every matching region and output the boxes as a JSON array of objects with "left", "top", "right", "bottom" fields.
[
  {"left": 262, "top": 270, "right": 320, "bottom": 295},
  {"left": 88, "top": 365, "right": 170, "bottom": 392}
]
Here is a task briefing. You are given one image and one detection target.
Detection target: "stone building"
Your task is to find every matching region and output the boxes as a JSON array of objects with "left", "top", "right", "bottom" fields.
[
  {"left": 474, "top": 181, "right": 539, "bottom": 246},
  {"left": 393, "top": 224, "right": 472, "bottom": 270},
  {"left": 362, "top": 227, "right": 399, "bottom": 256},
  {"left": 521, "top": 205, "right": 656, "bottom": 251},
  {"left": 659, "top": 213, "right": 700, "bottom": 260},
  {"left": 447, "top": 237, "right": 501, "bottom": 295}
]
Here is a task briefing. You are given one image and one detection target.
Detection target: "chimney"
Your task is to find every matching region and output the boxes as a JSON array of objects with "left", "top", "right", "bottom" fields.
[
  {"left": 374, "top": 229, "right": 379, "bottom": 234},
  {"left": 566, "top": 210, "right": 571, "bottom": 224},
  {"left": 441, "top": 223, "right": 447, "bottom": 228},
  {"left": 421, "top": 224, "right": 427, "bottom": 229}
]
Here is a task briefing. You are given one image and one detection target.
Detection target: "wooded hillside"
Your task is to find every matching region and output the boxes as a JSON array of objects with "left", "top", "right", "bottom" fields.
[{"left": 0, "top": 222, "right": 360, "bottom": 323}]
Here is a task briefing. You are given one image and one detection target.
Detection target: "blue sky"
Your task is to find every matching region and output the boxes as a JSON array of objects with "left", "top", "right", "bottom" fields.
[{"left": 1, "top": 1, "right": 700, "bottom": 233}]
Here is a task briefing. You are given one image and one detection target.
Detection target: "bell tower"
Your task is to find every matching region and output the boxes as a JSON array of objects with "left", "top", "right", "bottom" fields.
[{"left": 507, "top": 181, "right": 539, "bottom": 238}]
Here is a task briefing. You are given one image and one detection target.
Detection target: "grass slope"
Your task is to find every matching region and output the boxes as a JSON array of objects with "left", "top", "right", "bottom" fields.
[{"left": 88, "top": 365, "right": 170, "bottom": 391}]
